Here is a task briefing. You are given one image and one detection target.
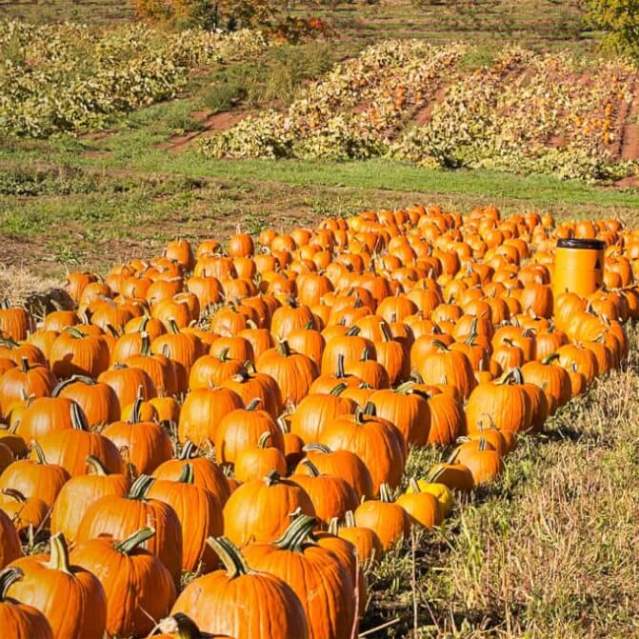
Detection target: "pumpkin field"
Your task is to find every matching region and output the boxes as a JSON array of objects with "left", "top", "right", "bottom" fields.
[{"left": 2, "top": 1, "right": 639, "bottom": 638}]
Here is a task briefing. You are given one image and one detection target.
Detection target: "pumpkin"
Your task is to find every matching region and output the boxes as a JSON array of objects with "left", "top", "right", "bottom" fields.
[
  {"left": 153, "top": 441, "right": 231, "bottom": 506},
  {"left": 102, "top": 397, "right": 173, "bottom": 475},
  {"left": 0, "top": 567, "right": 53, "bottom": 638},
  {"left": 256, "top": 341, "right": 318, "bottom": 406},
  {"left": 0, "top": 444, "right": 70, "bottom": 508},
  {"left": 33, "top": 402, "right": 122, "bottom": 476},
  {"left": 452, "top": 439, "right": 504, "bottom": 486},
  {"left": 0, "top": 509, "right": 22, "bottom": 568},
  {"left": 396, "top": 479, "right": 442, "bottom": 528},
  {"left": 319, "top": 404, "right": 405, "bottom": 494},
  {"left": 332, "top": 510, "right": 383, "bottom": 566},
  {"left": 98, "top": 364, "right": 156, "bottom": 412},
  {"left": 147, "top": 465, "right": 224, "bottom": 572},
  {"left": 405, "top": 480, "right": 454, "bottom": 516},
  {"left": 53, "top": 375, "right": 120, "bottom": 426},
  {"left": 49, "top": 327, "right": 110, "bottom": 379},
  {"left": 354, "top": 484, "right": 409, "bottom": 551},
  {"left": 76, "top": 475, "right": 183, "bottom": 583},
  {"left": 290, "top": 459, "right": 359, "bottom": 525},
  {"left": 6, "top": 533, "right": 107, "bottom": 639},
  {"left": 50, "top": 455, "right": 130, "bottom": 542},
  {"left": 222, "top": 471, "right": 315, "bottom": 545},
  {"left": 171, "top": 537, "right": 309, "bottom": 639},
  {"left": 155, "top": 613, "right": 232, "bottom": 638},
  {"left": 71, "top": 527, "right": 176, "bottom": 638},
  {"left": 243, "top": 514, "right": 357, "bottom": 639},
  {"left": 0, "top": 358, "right": 57, "bottom": 419},
  {"left": 415, "top": 341, "right": 476, "bottom": 399},
  {"left": 295, "top": 443, "right": 373, "bottom": 500},
  {"left": 214, "top": 399, "right": 285, "bottom": 467},
  {"left": 234, "top": 432, "right": 288, "bottom": 483},
  {"left": 0, "top": 488, "right": 48, "bottom": 535}
]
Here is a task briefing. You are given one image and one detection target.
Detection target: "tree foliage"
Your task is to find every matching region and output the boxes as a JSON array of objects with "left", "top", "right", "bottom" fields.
[{"left": 588, "top": 0, "right": 639, "bottom": 57}]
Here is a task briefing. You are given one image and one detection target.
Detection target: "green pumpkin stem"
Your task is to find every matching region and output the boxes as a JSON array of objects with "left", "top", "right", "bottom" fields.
[
  {"left": 0, "top": 567, "right": 23, "bottom": 600},
  {"left": 130, "top": 389, "right": 144, "bottom": 424},
  {"left": 541, "top": 352, "right": 560, "bottom": 365},
  {"left": 329, "top": 382, "right": 347, "bottom": 397},
  {"left": 115, "top": 527, "right": 156, "bottom": 555},
  {"left": 275, "top": 513, "right": 317, "bottom": 553},
  {"left": 179, "top": 440, "right": 197, "bottom": 460},
  {"left": 52, "top": 374, "right": 95, "bottom": 397},
  {"left": 128, "top": 474, "right": 155, "bottom": 500},
  {"left": 336, "top": 354, "right": 346, "bottom": 379},
  {"left": 19, "top": 357, "right": 30, "bottom": 373},
  {"left": 70, "top": 402, "right": 89, "bottom": 431},
  {"left": 257, "top": 431, "right": 273, "bottom": 449},
  {"left": 47, "top": 533, "right": 72, "bottom": 574},
  {"left": 1, "top": 488, "right": 26, "bottom": 503},
  {"left": 32, "top": 441, "right": 47, "bottom": 465},
  {"left": 140, "top": 332, "right": 151, "bottom": 356},
  {"left": 177, "top": 463, "right": 195, "bottom": 484},
  {"left": 263, "top": 470, "right": 281, "bottom": 486},
  {"left": 302, "top": 442, "right": 331, "bottom": 454},
  {"left": 207, "top": 537, "right": 251, "bottom": 578},
  {"left": 168, "top": 319, "right": 181, "bottom": 335}
]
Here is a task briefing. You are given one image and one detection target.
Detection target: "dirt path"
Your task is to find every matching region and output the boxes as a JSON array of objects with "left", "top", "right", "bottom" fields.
[
  {"left": 161, "top": 110, "right": 247, "bottom": 153},
  {"left": 621, "top": 80, "right": 639, "bottom": 162}
]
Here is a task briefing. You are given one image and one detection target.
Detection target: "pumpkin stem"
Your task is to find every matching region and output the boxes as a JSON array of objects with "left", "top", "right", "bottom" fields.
[
  {"left": 329, "top": 382, "right": 347, "bottom": 397},
  {"left": 257, "top": 431, "right": 272, "bottom": 449},
  {"left": 541, "top": 353, "right": 560, "bottom": 365},
  {"left": 501, "top": 367, "right": 524, "bottom": 385},
  {"left": 277, "top": 340, "right": 291, "bottom": 357},
  {"left": 300, "top": 458, "right": 321, "bottom": 477},
  {"left": 115, "top": 527, "right": 156, "bottom": 555},
  {"left": 168, "top": 319, "right": 181, "bottom": 335},
  {"left": 207, "top": 537, "right": 251, "bottom": 578},
  {"left": 246, "top": 397, "right": 262, "bottom": 411},
  {"left": 217, "top": 347, "right": 231, "bottom": 362},
  {"left": 327, "top": 516, "right": 339, "bottom": 535},
  {"left": 129, "top": 390, "right": 144, "bottom": 424},
  {"left": 1, "top": 488, "right": 26, "bottom": 503},
  {"left": 179, "top": 440, "right": 197, "bottom": 460},
  {"left": 0, "top": 567, "right": 23, "bottom": 600},
  {"left": 336, "top": 354, "right": 346, "bottom": 379},
  {"left": 47, "top": 533, "right": 72, "bottom": 574},
  {"left": 177, "top": 463, "right": 195, "bottom": 484},
  {"left": 157, "top": 614, "right": 203, "bottom": 639},
  {"left": 275, "top": 513, "right": 317, "bottom": 552},
  {"left": 70, "top": 402, "right": 89, "bottom": 431},
  {"left": 379, "top": 483, "right": 393, "bottom": 503},
  {"left": 344, "top": 510, "right": 356, "bottom": 527},
  {"left": 408, "top": 478, "right": 421, "bottom": 493},
  {"left": 302, "top": 443, "right": 331, "bottom": 454},
  {"left": 380, "top": 322, "right": 393, "bottom": 343},
  {"left": 128, "top": 474, "right": 155, "bottom": 500},
  {"left": 346, "top": 326, "right": 361, "bottom": 337},
  {"left": 52, "top": 374, "right": 96, "bottom": 397},
  {"left": 19, "top": 357, "right": 30, "bottom": 373},
  {"left": 32, "top": 441, "right": 48, "bottom": 465},
  {"left": 263, "top": 470, "right": 284, "bottom": 486},
  {"left": 86, "top": 455, "right": 108, "bottom": 476},
  {"left": 140, "top": 332, "right": 151, "bottom": 356}
]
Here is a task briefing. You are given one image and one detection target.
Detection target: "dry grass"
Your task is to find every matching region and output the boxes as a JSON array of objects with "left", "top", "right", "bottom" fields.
[
  {"left": 363, "top": 327, "right": 639, "bottom": 638},
  {"left": 0, "top": 264, "right": 60, "bottom": 306}
]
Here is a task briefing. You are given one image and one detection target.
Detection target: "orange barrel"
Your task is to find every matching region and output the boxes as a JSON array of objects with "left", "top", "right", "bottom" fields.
[{"left": 552, "top": 238, "right": 605, "bottom": 298}]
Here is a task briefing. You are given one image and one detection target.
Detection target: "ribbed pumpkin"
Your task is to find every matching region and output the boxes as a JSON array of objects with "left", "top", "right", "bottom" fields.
[
  {"left": 256, "top": 341, "right": 318, "bottom": 406},
  {"left": 7, "top": 533, "right": 107, "bottom": 639},
  {"left": 0, "top": 509, "right": 22, "bottom": 569},
  {"left": 234, "top": 432, "right": 288, "bottom": 483},
  {"left": 102, "top": 397, "right": 173, "bottom": 475},
  {"left": 214, "top": 399, "right": 285, "bottom": 467},
  {"left": 33, "top": 402, "right": 122, "bottom": 477},
  {"left": 290, "top": 459, "right": 359, "bottom": 525},
  {"left": 415, "top": 341, "right": 476, "bottom": 399},
  {"left": 452, "top": 439, "right": 504, "bottom": 486},
  {"left": 171, "top": 537, "right": 309, "bottom": 639},
  {"left": 76, "top": 475, "right": 183, "bottom": 583},
  {"left": 396, "top": 479, "right": 442, "bottom": 528},
  {"left": 0, "top": 488, "right": 48, "bottom": 535},
  {"left": 50, "top": 455, "right": 130, "bottom": 542},
  {"left": 222, "top": 472, "right": 315, "bottom": 546},
  {"left": 152, "top": 441, "right": 231, "bottom": 506},
  {"left": 319, "top": 404, "right": 405, "bottom": 494},
  {"left": 146, "top": 465, "right": 224, "bottom": 572},
  {"left": 49, "top": 327, "right": 110, "bottom": 379},
  {"left": 243, "top": 514, "right": 357, "bottom": 639},
  {"left": 354, "top": 484, "right": 409, "bottom": 551},
  {"left": 71, "top": 527, "right": 176, "bottom": 638},
  {"left": 0, "top": 568, "right": 53, "bottom": 638},
  {"left": 0, "top": 358, "right": 57, "bottom": 419},
  {"left": 332, "top": 510, "right": 383, "bottom": 566},
  {"left": 53, "top": 375, "right": 120, "bottom": 427}
]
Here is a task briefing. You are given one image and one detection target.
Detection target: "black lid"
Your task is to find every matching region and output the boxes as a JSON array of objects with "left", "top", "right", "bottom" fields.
[{"left": 556, "top": 238, "right": 605, "bottom": 250}]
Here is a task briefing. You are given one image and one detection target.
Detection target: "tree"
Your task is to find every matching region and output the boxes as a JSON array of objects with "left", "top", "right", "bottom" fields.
[{"left": 588, "top": 0, "right": 639, "bottom": 57}]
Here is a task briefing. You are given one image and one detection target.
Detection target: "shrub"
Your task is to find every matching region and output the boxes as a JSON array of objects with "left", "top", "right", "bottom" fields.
[{"left": 588, "top": 0, "right": 639, "bottom": 57}]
